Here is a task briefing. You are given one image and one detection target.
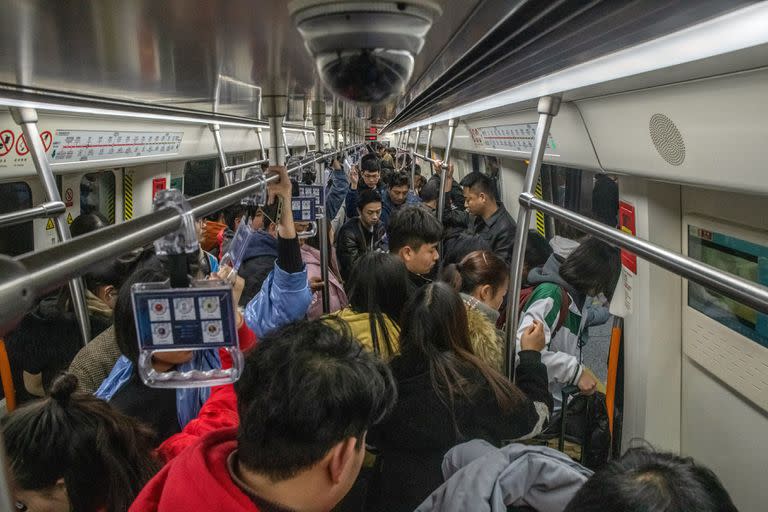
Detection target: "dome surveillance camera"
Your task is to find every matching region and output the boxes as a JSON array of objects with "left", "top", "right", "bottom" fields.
[{"left": 289, "top": 0, "right": 442, "bottom": 104}]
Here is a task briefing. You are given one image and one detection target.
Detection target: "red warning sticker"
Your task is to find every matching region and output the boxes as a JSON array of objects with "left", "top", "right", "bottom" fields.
[
  {"left": 64, "top": 187, "right": 74, "bottom": 207},
  {"left": 40, "top": 131, "right": 53, "bottom": 152},
  {"left": 0, "top": 130, "right": 14, "bottom": 157},
  {"left": 16, "top": 134, "right": 29, "bottom": 156}
]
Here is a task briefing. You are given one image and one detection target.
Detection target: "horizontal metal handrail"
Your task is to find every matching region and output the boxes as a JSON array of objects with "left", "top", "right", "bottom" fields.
[
  {"left": 396, "top": 146, "right": 446, "bottom": 168},
  {"left": 224, "top": 158, "right": 269, "bottom": 173},
  {"left": 522, "top": 193, "right": 768, "bottom": 315},
  {"left": 0, "top": 201, "right": 65, "bottom": 228},
  {"left": 0, "top": 144, "right": 362, "bottom": 330}
]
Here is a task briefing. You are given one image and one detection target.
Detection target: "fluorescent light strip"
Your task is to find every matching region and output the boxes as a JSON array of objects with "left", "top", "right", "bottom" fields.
[{"left": 390, "top": 2, "right": 768, "bottom": 133}]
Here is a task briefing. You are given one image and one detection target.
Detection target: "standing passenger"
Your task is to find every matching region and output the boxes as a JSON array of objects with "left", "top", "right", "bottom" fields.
[
  {"left": 335, "top": 189, "right": 386, "bottom": 283},
  {"left": 460, "top": 171, "right": 517, "bottom": 263},
  {"left": 387, "top": 206, "right": 443, "bottom": 291},
  {"left": 365, "top": 283, "right": 552, "bottom": 512},
  {"left": 130, "top": 319, "right": 397, "bottom": 512},
  {"left": 380, "top": 172, "right": 420, "bottom": 227},
  {"left": 237, "top": 200, "right": 280, "bottom": 306},
  {"left": 345, "top": 154, "right": 386, "bottom": 219},
  {"left": 300, "top": 221, "right": 348, "bottom": 319},
  {"left": 516, "top": 238, "right": 620, "bottom": 410}
]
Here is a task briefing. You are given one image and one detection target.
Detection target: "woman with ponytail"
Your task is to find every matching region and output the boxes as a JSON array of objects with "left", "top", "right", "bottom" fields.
[
  {"left": 3, "top": 373, "right": 159, "bottom": 512},
  {"left": 440, "top": 250, "right": 509, "bottom": 369}
]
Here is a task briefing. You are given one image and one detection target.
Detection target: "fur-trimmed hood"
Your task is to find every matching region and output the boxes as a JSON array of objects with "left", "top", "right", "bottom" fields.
[{"left": 462, "top": 295, "right": 503, "bottom": 371}]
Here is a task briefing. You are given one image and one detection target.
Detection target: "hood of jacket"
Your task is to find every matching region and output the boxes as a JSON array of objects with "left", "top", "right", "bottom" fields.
[
  {"left": 527, "top": 254, "right": 584, "bottom": 307},
  {"left": 415, "top": 439, "right": 592, "bottom": 512},
  {"left": 329, "top": 308, "right": 400, "bottom": 359},
  {"left": 241, "top": 229, "right": 278, "bottom": 261},
  {"left": 461, "top": 295, "right": 502, "bottom": 371},
  {"left": 130, "top": 428, "right": 257, "bottom": 512},
  {"left": 549, "top": 235, "right": 580, "bottom": 259}
]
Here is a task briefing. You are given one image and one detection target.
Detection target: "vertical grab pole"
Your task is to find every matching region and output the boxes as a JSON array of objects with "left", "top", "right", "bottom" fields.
[
  {"left": 313, "top": 90, "right": 331, "bottom": 314},
  {"left": 425, "top": 124, "right": 434, "bottom": 161},
  {"left": 210, "top": 124, "right": 232, "bottom": 186},
  {"left": 410, "top": 126, "right": 421, "bottom": 191},
  {"left": 11, "top": 107, "right": 92, "bottom": 345},
  {"left": 437, "top": 118, "right": 457, "bottom": 226},
  {"left": 332, "top": 98, "right": 341, "bottom": 153},
  {"left": 255, "top": 127, "right": 266, "bottom": 160},
  {"left": 281, "top": 127, "right": 291, "bottom": 159},
  {"left": 263, "top": 77, "right": 288, "bottom": 166},
  {"left": 401, "top": 129, "right": 412, "bottom": 170},
  {"left": 503, "top": 96, "right": 561, "bottom": 379},
  {"left": 412, "top": 126, "right": 422, "bottom": 154}
]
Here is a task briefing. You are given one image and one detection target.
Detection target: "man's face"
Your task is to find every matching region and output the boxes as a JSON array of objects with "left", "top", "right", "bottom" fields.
[
  {"left": 359, "top": 201, "right": 382, "bottom": 229},
  {"left": 463, "top": 186, "right": 486, "bottom": 216},
  {"left": 362, "top": 170, "right": 380, "bottom": 189},
  {"left": 250, "top": 210, "right": 264, "bottom": 231},
  {"left": 404, "top": 242, "right": 439, "bottom": 275},
  {"left": 389, "top": 185, "right": 409, "bottom": 206}
]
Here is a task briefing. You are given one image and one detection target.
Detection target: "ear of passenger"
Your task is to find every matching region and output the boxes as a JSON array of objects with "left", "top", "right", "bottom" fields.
[{"left": 327, "top": 435, "right": 363, "bottom": 486}]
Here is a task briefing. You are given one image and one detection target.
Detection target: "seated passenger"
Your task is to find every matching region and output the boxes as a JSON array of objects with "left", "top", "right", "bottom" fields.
[
  {"left": 299, "top": 220, "right": 348, "bottom": 319},
  {"left": 365, "top": 282, "right": 552, "bottom": 512},
  {"left": 330, "top": 252, "right": 410, "bottom": 359},
  {"left": 460, "top": 171, "right": 517, "bottom": 263},
  {"left": 516, "top": 238, "right": 620, "bottom": 410},
  {"left": 524, "top": 229, "right": 553, "bottom": 285},
  {"left": 98, "top": 265, "right": 222, "bottom": 443},
  {"left": 130, "top": 319, "right": 397, "bottom": 512},
  {"left": 237, "top": 200, "right": 279, "bottom": 306},
  {"left": 335, "top": 189, "right": 386, "bottom": 283},
  {"left": 387, "top": 206, "right": 443, "bottom": 291},
  {"left": 380, "top": 172, "right": 420, "bottom": 227},
  {"left": 564, "top": 448, "right": 738, "bottom": 512},
  {"left": 3, "top": 374, "right": 159, "bottom": 512},
  {"left": 441, "top": 250, "right": 509, "bottom": 370}
]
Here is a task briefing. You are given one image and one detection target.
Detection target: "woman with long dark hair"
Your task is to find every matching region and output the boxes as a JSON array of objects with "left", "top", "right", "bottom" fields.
[
  {"left": 366, "top": 282, "right": 552, "bottom": 512},
  {"left": 3, "top": 374, "right": 159, "bottom": 512},
  {"left": 329, "top": 252, "right": 410, "bottom": 359}
]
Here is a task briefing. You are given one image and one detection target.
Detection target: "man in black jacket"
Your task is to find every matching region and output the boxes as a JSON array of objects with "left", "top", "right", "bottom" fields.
[
  {"left": 237, "top": 201, "right": 279, "bottom": 305},
  {"left": 460, "top": 171, "right": 516, "bottom": 264},
  {"left": 336, "top": 188, "right": 386, "bottom": 283},
  {"left": 388, "top": 206, "right": 443, "bottom": 292}
]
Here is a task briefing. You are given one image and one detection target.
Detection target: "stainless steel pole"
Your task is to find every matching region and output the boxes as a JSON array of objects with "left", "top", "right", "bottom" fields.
[
  {"left": 401, "top": 129, "right": 412, "bottom": 170},
  {"left": 412, "top": 126, "right": 422, "bottom": 155},
  {"left": 255, "top": 127, "right": 266, "bottom": 160},
  {"left": 11, "top": 107, "right": 92, "bottom": 345},
  {"left": 210, "top": 124, "right": 232, "bottom": 186},
  {"left": 313, "top": 92, "right": 331, "bottom": 314},
  {"left": 281, "top": 127, "right": 290, "bottom": 158},
  {"left": 425, "top": 124, "right": 434, "bottom": 161},
  {"left": 437, "top": 119, "right": 458, "bottom": 226},
  {"left": 0, "top": 201, "right": 65, "bottom": 228},
  {"left": 504, "top": 96, "right": 561, "bottom": 379},
  {"left": 263, "top": 78, "right": 288, "bottom": 166}
]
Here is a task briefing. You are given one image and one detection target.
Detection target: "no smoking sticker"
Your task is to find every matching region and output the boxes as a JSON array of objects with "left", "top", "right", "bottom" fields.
[
  {"left": 15, "top": 135, "right": 29, "bottom": 156},
  {"left": 0, "top": 130, "right": 14, "bottom": 157}
]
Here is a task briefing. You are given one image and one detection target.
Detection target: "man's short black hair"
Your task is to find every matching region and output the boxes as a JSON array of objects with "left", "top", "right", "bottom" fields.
[
  {"left": 358, "top": 189, "right": 382, "bottom": 211},
  {"left": 386, "top": 172, "right": 409, "bottom": 189},
  {"left": 360, "top": 154, "right": 381, "bottom": 173},
  {"left": 460, "top": 171, "right": 497, "bottom": 201},
  {"left": 387, "top": 206, "right": 443, "bottom": 253},
  {"left": 235, "top": 319, "right": 397, "bottom": 481},
  {"left": 420, "top": 179, "right": 440, "bottom": 203}
]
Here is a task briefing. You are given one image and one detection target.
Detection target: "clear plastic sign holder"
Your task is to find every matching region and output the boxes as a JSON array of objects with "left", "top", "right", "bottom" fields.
[
  {"left": 131, "top": 280, "right": 243, "bottom": 388},
  {"left": 292, "top": 196, "right": 319, "bottom": 239},
  {"left": 220, "top": 217, "right": 256, "bottom": 272}
]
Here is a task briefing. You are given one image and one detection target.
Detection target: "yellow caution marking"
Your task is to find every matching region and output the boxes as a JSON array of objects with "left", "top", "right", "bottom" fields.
[
  {"left": 124, "top": 172, "right": 134, "bottom": 221},
  {"left": 45, "top": 218, "right": 54, "bottom": 230},
  {"left": 66, "top": 212, "right": 73, "bottom": 225},
  {"left": 534, "top": 177, "right": 546, "bottom": 237}
]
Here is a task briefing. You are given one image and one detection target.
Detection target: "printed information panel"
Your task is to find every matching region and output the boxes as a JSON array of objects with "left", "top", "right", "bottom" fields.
[
  {"left": 132, "top": 286, "right": 237, "bottom": 351},
  {"left": 469, "top": 123, "right": 556, "bottom": 152},
  {"left": 50, "top": 130, "right": 183, "bottom": 163}
]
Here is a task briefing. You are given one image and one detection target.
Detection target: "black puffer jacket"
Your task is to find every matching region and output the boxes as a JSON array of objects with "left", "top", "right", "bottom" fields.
[
  {"left": 469, "top": 203, "right": 517, "bottom": 264},
  {"left": 237, "top": 230, "right": 278, "bottom": 306},
  {"left": 335, "top": 217, "right": 386, "bottom": 283}
]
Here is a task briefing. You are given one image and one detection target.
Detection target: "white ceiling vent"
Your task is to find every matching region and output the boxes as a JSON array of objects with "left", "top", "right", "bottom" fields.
[{"left": 649, "top": 113, "right": 686, "bottom": 166}]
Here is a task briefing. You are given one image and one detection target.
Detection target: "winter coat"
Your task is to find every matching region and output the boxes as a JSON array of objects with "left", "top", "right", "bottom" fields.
[
  {"left": 469, "top": 203, "right": 517, "bottom": 264},
  {"left": 335, "top": 217, "right": 386, "bottom": 283},
  {"left": 130, "top": 429, "right": 258, "bottom": 512},
  {"left": 461, "top": 293, "right": 504, "bottom": 371},
  {"left": 301, "top": 244, "right": 348, "bottom": 319},
  {"left": 415, "top": 439, "right": 592, "bottom": 512},
  {"left": 68, "top": 325, "right": 121, "bottom": 393},
  {"left": 237, "top": 230, "right": 278, "bottom": 306},
  {"left": 325, "top": 166, "right": 350, "bottom": 225},
  {"left": 344, "top": 181, "right": 386, "bottom": 220},
  {"left": 328, "top": 308, "right": 400, "bottom": 360},
  {"left": 365, "top": 350, "right": 552, "bottom": 512},
  {"left": 380, "top": 187, "right": 421, "bottom": 227},
  {"left": 517, "top": 253, "right": 588, "bottom": 411}
]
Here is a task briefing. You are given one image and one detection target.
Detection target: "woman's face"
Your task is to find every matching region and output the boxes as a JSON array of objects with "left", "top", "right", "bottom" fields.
[
  {"left": 11, "top": 480, "right": 70, "bottom": 512},
  {"left": 473, "top": 280, "right": 509, "bottom": 311}
]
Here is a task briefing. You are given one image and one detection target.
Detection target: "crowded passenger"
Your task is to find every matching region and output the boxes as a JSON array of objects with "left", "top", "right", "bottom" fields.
[
  {"left": 564, "top": 448, "right": 738, "bottom": 512},
  {"left": 516, "top": 237, "right": 620, "bottom": 410},
  {"left": 387, "top": 205, "right": 443, "bottom": 292},
  {"left": 379, "top": 172, "right": 420, "bottom": 226},
  {"left": 335, "top": 188, "right": 387, "bottom": 283},
  {"left": 201, "top": 204, "right": 245, "bottom": 259},
  {"left": 365, "top": 282, "right": 552, "bottom": 512},
  {"left": 441, "top": 250, "right": 509, "bottom": 370},
  {"left": 524, "top": 229, "right": 554, "bottom": 285},
  {"left": 130, "top": 319, "right": 397, "bottom": 512},
  {"left": 300, "top": 220, "right": 348, "bottom": 320},
  {"left": 344, "top": 153, "right": 386, "bottom": 219},
  {"left": 237, "top": 200, "right": 280, "bottom": 306},
  {"left": 3, "top": 374, "right": 160, "bottom": 512},
  {"left": 330, "top": 252, "right": 410, "bottom": 359},
  {"left": 460, "top": 171, "right": 517, "bottom": 263}
]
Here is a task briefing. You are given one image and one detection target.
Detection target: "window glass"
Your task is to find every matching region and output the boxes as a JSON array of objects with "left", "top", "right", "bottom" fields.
[
  {"left": 80, "top": 171, "right": 116, "bottom": 223},
  {"left": 183, "top": 159, "right": 217, "bottom": 196},
  {"left": 0, "top": 182, "right": 34, "bottom": 256}
]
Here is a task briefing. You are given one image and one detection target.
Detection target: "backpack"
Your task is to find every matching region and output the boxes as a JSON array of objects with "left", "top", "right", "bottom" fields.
[{"left": 518, "top": 284, "right": 571, "bottom": 337}]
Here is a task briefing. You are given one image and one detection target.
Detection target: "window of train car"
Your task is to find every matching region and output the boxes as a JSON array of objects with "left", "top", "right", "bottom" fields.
[
  {"left": 0, "top": 182, "right": 34, "bottom": 256},
  {"left": 183, "top": 159, "right": 218, "bottom": 197},
  {"left": 80, "top": 171, "right": 116, "bottom": 223}
]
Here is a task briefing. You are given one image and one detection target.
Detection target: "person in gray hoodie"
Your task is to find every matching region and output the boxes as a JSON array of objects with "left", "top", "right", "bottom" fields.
[
  {"left": 415, "top": 439, "right": 593, "bottom": 512},
  {"left": 516, "top": 238, "right": 620, "bottom": 411}
]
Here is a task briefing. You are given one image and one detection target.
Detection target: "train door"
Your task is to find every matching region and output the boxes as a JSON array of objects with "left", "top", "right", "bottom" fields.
[
  {"left": 0, "top": 181, "right": 35, "bottom": 257},
  {"left": 79, "top": 170, "right": 119, "bottom": 224}
]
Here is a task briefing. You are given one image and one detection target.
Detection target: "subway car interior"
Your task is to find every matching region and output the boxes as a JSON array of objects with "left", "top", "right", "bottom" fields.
[{"left": 1, "top": 1, "right": 767, "bottom": 511}]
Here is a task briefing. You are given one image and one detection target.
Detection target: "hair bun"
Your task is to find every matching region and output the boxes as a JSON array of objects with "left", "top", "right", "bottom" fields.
[{"left": 49, "top": 374, "right": 79, "bottom": 404}]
